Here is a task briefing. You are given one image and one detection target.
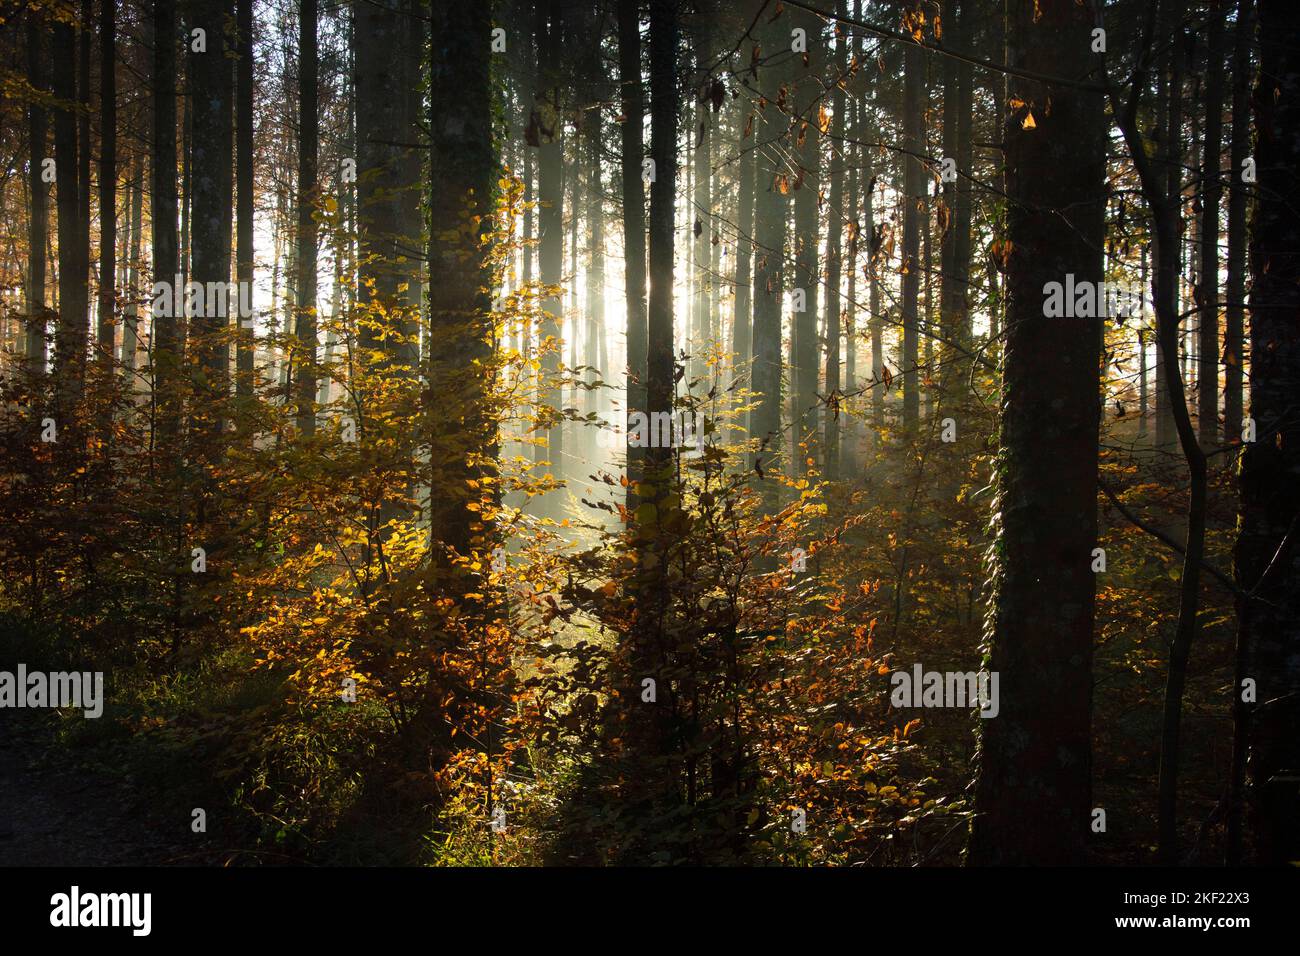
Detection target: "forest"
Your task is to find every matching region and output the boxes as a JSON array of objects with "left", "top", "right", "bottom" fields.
[{"left": 0, "top": 0, "right": 1297, "bottom": 871}]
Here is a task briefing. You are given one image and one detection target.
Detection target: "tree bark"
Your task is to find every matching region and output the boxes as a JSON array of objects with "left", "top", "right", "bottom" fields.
[
  {"left": 899, "top": 25, "right": 922, "bottom": 433},
  {"left": 1198, "top": 3, "right": 1227, "bottom": 448},
  {"left": 427, "top": 0, "right": 496, "bottom": 556},
  {"left": 1235, "top": 0, "right": 1300, "bottom": 866},
  {"left": 152, "top": 0, "right": 181, "bottom": 440},
  {"left": 617, "top": 0, "right": 647, "bottom": 510},
  {"left": 236, "top": 0, "right": 255, "bottom": 404},
  {"left": 791, "top": 6, "right": 820, "bottom": 474},
  {"left": 294, "top": 0, "right": 318, "bottom": 436},
  {"left": 25, "top": 17, "right": 48, "bottom": 368},
  {"left": 97, "top": 0, "right": 116, "bottom": 373},
  {"left": 1224, "top": 0, "right": 1253, "bottom": 446},
  {"left": 968, "top": 0, "right": 1105, "bottom": 866},
  {"left": 189, "top": 0, "right": 234, "bottom": 450}
]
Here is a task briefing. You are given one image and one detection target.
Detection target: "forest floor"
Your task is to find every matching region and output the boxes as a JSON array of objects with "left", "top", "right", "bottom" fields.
[{"left": 0, "top": 709, "right": 175, "bottom": 866}]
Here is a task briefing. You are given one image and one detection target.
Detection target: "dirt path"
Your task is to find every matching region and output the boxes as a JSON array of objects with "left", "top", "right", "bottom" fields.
[{"left": 0, "top": 711, "right": 173, "bottom": 866}]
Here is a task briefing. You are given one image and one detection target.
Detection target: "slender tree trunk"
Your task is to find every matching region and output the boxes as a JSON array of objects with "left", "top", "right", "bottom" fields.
[
  {"left": 968, "top": 0, "right": 1105, "bottom": 866},
  {"left": 585, "top": 106, "right": 605, "bottom": 424},
  {"left": 124, "top": 157, "right": 143, "bottom": 373},
  {"left": 1155, "top": 0, "right": 1185, "bottom": 452},
  {"left": 97, "top": 0, "right": 116, "bottom": 377},
  {"left": 1223, "top": 0, "right": 1252, "bottom": 447},
  {"left": 190, "top": 0, "right": 234, "bottom": 451},
  {"left": 619, "top": 0, "right": 648, "bottom": 508},
  {"left": 732, "top": 123, "right": 754, "bottom": 377},
  {"left": 749, "top": 15, "right": 791, "bottom": 489},
  {"left": 295, "top": 0, "right": 318, "bottom": 436},
  {"left": 823, "top": 0, "right": 847, "bottom": 480},
  {"left": 53, "top": 17, "right": 85, "bottom": 400},
  {"left": 78, "top": 0, "right": 91, "bottom": 368},
  {"left": 1235, "top": 0, "right": 1300, "bottom": 866},
  {"left": 900, "top": 26, "right": 922, "bottom": 433},
  {"left": 25, "top": 18, "right": 48, "bottom": 368},
  {"left": 236, "top": 0, "right": 255, "bottom": 404},
  {"left": 536, "top": 1, "right": 564, "bottom": 479},
  {"left": 1223, "top": 0, "right": 1255, "bottom": 865},
  {"left": 792, "top": 6, "right": 820, "bottom": 473},
  {"left": 1198, "top": 4, "right": 1227, "bottom": 449},
  {"left": 153, "top": 0, "right": 181, "bottom": 439}
]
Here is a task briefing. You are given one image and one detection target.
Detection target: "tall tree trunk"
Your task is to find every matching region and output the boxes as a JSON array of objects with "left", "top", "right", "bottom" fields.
[
  {"left": 951, "top": 0, "right": 974, "bottom": 373},
  {"left": 691, "top": 37, "right": 711, "bottom": 381},
  {"left": 791, "top": 6, "right": 820, "bottom": 474},
  {"left": 731, "top": 120, "right": 754, "bottom": 387},
  {"left": 97, "top": 0, "right": 116, "bottom": 373},
  {"left": 842, "top": 92, "right": 858, "bottom": 475},
  {"left": 124, "top": 156, "right": 143, "bottom": 373},
  {"left": 1198, "top": 3, "right": 1227, "bottom": 448},
  {"left": 354, "top": 0, "right": 421, "bottom": 371},
  {"left": 1223, "top": 0, "right": 1252, "bottom": 447},
  {"left": 152, "top": 0, "right": 181, "bottom": 439},
  {"left": 1223, "top": 0, "right": 1255, "bottom": 865},
  {"left": 618, "top": 0, "right": 648, "bottom": 509},
  {"left": 235, "top": 0, "right": 255, "bottom": 403},
  {"left": 823, "top": 0, "right": 847, "bottom": 480},
  {"left": 630, "top": 0, "right": 681, "bottom": 787},
  {"left": 968, "top": 0, "right": 1105, "bottom": 866},
  {"left": 190, "top": 0, "right": 234, "bottom": 451},
  {"left": 77, "top": 0, "right": 91, "bottom": 372},
  {"left": 53, "top": 17, "right": 85, "bottom": 400},
  {"left": 427, "top": 0, "right": 495, "bottom": 557},
  {"left": 749, "top": 12, "right": 791, "bottom": 487},
  {"left": 1154, "top": 0, "right": 1185, "bottom": 452},
  {"left": 899, "top": 25, "right": 922, "bottom": 433},
  {"left": 585, "top": 105, "right": 605, "bottom": 428},
  {"left": 295, "top": 0, "right": 318, "bottom": 436},
  {"left": 1235, "top": 0, "right": 1300, "bottom": 866},
  {"left": 25, "top": 17, "right": 48, "bottom": 368},
  {"left": 535, "top": 0, "right": 564, "bottom": 480}
]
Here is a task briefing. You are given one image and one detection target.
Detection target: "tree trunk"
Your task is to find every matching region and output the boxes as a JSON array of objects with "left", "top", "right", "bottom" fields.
[
  {"left": 124, "top": 156, "right": 143, "bottom": 373},
  {"left": 97, "top": 0, "right": 116, "bottom": 374},
  {"left": 749, "top": 13, "right": 791, "bottom": 487},
  {"left": 823, "top": 0, "right": 847, "bottom": 480},
  {"left": 189, "top": 0, "right": 234, "bottom": 450},
  {"left": 535, "top": 0, "right": 564, "bottom": 479},
  {"left": 899, "top": 24, "right": 922, "bottom": 433},
  {"left": 295, "top": 0, "right": 318, "bottom": 436},
  {"left": 25, "top": 18, "right": 49, "bottom": 368},
  {"left": 617, "top": 0, "right": 647, "bottom": 510},
  {"left": 731, "top": 118, "right": 754, "bottom": 398},
  {"left": 427, "top": 0, "right": 495, "bottom": 557},
  {"left": 152, "top": 0, "right": 181, "bottom": 439},
  {"left": 968, "top": 0, "right": 1105, "bottom": 866},
  {"left": 791, "top": 6, "right": 820, "bottom": 474},
  {"left": 1235, "top": 0, "right": 1300, "bottom": 866},
  {"left": 53, "top": 18, "right": 85, "bottom": 400},
  {"left": 354, "top": 0, "right": 422, "bottom": 371},
  {"left": 1224, "top": 0, "right": 1252, "bottom": 446},
  {"left": 1199, "top": 5, "right": 1226, "bottom": 449},
  {"left": 1223, "top": 0, "right": 1254, "bottom": 866},
  {"left": 1154, "top": 0, "right": 1185, "bottom": 452},
  {"left": 236, "top": 0, "right": 255, "bottom": 404}
]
